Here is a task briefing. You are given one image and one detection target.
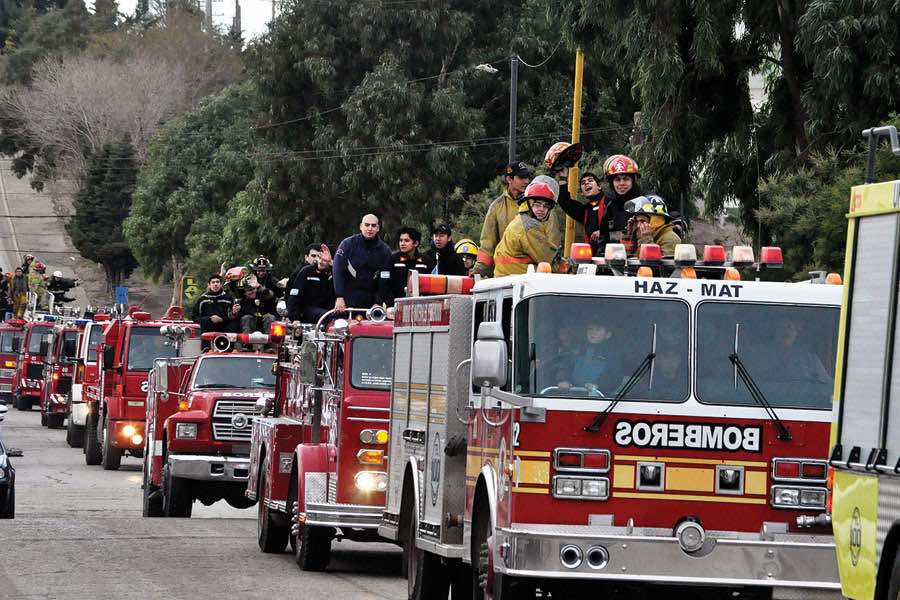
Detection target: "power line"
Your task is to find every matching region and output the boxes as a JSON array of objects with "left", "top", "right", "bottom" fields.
[{"left": 516, "top": 41, "right": 563, "bottom": 69}]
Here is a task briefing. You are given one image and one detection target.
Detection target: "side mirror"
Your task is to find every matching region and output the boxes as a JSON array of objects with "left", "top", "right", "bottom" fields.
[
  {"left": 472, "top": 322, "right": 507, "bottom": 388},
  {"left": 64, "top": 338, "right": 77, "bottom": 359},
  {"left": 6, "top": 448, "right": 23, "bottom": 457},
  {"left": 153, "top": 360, "right": 168, "bottom": 392},
  {"left": 11, "top": 337, "right": 20, "bottom": 353},
  {"left": 102, "top": 346, "right": 115, "bottom": 369},
  {"left": 39, "top": 340, "right": 49, "bottom": 357},
  {"left": 299, "top": 340, "right": 318, "bottom": 382}
]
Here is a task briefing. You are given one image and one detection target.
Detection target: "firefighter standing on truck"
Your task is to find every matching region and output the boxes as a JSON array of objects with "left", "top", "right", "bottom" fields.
[
  {"left": 475, "top": 161, "right": 561, "bottom": 277},
  {"left": 287, "top": 244, "right": 335, "bottom": 323},
  {"left": 625, "top": 195, "right": 681, "bottom": 256},
  {"left": 493, "top": 176, "right": 561, "bottom": 277},
  {"left": 192, "top": 274, "right": 238, "bottom": 340},
  {"left": 454, "top": 238, "right": 478, "bottom": 276},
  {"left": 332, "top": 213, "right": 392, "bottom": 310},
  {"left": 377, "top": 226, "right": 433, "bottom": 307}
]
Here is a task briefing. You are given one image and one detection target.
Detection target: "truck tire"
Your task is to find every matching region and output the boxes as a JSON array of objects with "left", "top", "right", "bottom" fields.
[
  {"left": 163, "top": 463, "right": 193, "bottom": 518},
  {"left": 450, "top": 561, "right": 473, "bottom": 600},
  {"left": 40, "top": 410, "right": 47, "bottom": 426},
  {"left": 142, "top": 456, "right": 163, "bottom": 517},
  {"left": 84, "top": 414, "right": 102, "bottom": 466},
  {"left": 407, "top": 510, "right": 449, "bottom": 600},
  {"left": 100, "top": 417, "right": 122, "bottom": 471},
  {"left": 66, "top": 414, "right": 84, "bottom": 448},
  {"left": 15, "top": 394, "right": 29, "bottom": 411},
  {"left": 0, "top": 486, "right": 14, "bottom": 519},
  {"left": 471, "top": 496, "right": 519, "bottom": 600},
  {"left": 292, "top": 502, "right": 332, "bottom": 571},
  {"left": 887, "top": 548, "right": 900, "bottom": 600},
  {"left": 47, "top": 413, "right": 64, "bottom": 429},
  {"left": 257, "top": 471, "right": 289, "bottom": 553}
]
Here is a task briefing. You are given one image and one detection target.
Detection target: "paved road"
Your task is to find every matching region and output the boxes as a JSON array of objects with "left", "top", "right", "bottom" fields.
[
  {"left": 0, "top": 406, "right": 405, "bottom": 600},
  {"left": 0, "top": 161, "right": 89, "bottom": 307}
]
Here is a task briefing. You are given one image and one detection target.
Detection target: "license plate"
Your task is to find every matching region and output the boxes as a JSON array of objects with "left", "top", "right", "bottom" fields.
[{"left": 127, "top": 401, "right": 144, "bottom": 407}]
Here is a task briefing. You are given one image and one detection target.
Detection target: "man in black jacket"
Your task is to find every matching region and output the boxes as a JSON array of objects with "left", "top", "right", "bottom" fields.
[
  {"left": 287, "top": 246, "right": 336, "bottom": 323},
  {"left": 377, "top": 227, "right": 433, "bottom": 307},
  {"left": 192, "top": 275, "right": 239, "bottom": 341},
  {"left": 424, "top": 224, "right": 467, "bottom": 276}
]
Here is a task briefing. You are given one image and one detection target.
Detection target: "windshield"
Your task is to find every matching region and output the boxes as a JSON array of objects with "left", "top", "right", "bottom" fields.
[
  {"left": 27, "top": 326, "right": 51, "bottom": 354},
  {"left": 86, "top": 326, "right": 103, "bottom": 363},
  {"left": 0, "top": 331, "right": 21, "bottom": 353},
  {"left": 126, "top": 327, "right": 178, "bottom": 371},
  {"left": 192, "top": 356, "right": 276, "bottom": 389},
  {"left": 63, "top": 331, "right": 79, "bottom": 360},
  {"left": 351, "top": 337, "right": 393, "bottom": 390},
  {"left": 513, "top": 295, "right": 689, "bottom": 402},
  {"left": 696, "top": 302, "right": 839, "bottom": 410}
]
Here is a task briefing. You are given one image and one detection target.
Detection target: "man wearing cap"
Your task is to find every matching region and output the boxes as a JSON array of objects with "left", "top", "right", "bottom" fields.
[
  {"left": 424, "top": 224, "right": 467, "bottom": 277},
  {"left": 474, "top": 161, "right": 561, "bottom": 278}
]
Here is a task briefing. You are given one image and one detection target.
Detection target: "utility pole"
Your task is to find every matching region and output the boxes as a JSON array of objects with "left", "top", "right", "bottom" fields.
[
  {"left": 205, "top": 0, "right": 212, "bottom": 30},
  {"left": 508, "top": 55, "right": 518, "bottom": 163},
  {"left": 630, "top": 112, "right": 644, "bottom": 147},
  {"left": 232, "top": 0, "right": 241, "bottom": 36}
]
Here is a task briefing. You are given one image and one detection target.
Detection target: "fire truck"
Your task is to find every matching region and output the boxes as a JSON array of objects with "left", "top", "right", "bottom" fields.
[
  {"left": 67, "top": 316, "right": 107, "bottom": 448},
  {"left": 829, "top": 125, "right": 900, "bottom": 600},
  {"left": 84, "top": 307, "right": 196, "bottom": 470},
  {"left": 38, "top": 320, "right": 84, "bottom": 429},
  {"left": 246, "top": 309, "right": 393, "bottom": 569},
  {"left": 12, "top": 320, "right": 54, "bottom": 411},
  {"left": 0, "top": 320, "right": 25, "bottom": 405},
  {"left": 143, "top": 329, "right": 272, "bottom": 518},
  {"left": 378, "top": 251, "right": 844, "bottom": 598}
]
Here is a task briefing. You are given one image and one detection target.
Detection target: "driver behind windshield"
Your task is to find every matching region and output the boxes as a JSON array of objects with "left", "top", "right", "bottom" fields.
[
  {"left": 755, "top": 317, "right": 830, "bottom": 383},
  {"left": 555, "top": 317, "right": 621, "bottom": 395}
]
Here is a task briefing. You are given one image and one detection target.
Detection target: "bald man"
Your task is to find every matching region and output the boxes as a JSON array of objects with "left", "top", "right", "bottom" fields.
[{"left": 332, "top": 214, "right": 392, "bottom": 311}]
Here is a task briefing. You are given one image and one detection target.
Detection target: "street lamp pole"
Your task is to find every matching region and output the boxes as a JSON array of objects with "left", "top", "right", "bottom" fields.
[{"left": 508, "top": 55, "right": 518, "bottom": 163}]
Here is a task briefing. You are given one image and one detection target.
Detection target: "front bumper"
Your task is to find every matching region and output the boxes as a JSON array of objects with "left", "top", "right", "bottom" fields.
[
  {"left": 47, "top": 394, "right": 69, "bottom": 414},
  {"left": 167, "top": 454, "right": 250, "bottom": 483},
  {"left": 304, "top": 502, "right": 383, "bottom": 529},
  {"left": 493, "top": 523, "right": 841, "bottom": 592}
]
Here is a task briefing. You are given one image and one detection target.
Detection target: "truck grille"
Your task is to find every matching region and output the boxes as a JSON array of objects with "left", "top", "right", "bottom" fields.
[
  {"left": 0, "top": 368, "right": 14, "bottom": 379},
  {"left": 57, "top": 378, "right": 72, "bottom": 395},
  {"left": 211, "top": 399, "right": 261, "bottom": 442},
  {"left": 27, "top": 364, "right": 43, "bottom": 380}
]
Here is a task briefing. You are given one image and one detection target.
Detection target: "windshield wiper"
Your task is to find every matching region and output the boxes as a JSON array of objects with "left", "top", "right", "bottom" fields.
[
  {"left": 729, "top": 323, "right": 791, "bottom": 441},
  {"left": 585, "top": 324, "right": 657, "bottom": 433}
]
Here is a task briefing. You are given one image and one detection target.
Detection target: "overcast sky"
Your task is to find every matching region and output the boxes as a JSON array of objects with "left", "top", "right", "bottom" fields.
[{"left": 111, "top": 0, "right": 273, "bottom": 40}]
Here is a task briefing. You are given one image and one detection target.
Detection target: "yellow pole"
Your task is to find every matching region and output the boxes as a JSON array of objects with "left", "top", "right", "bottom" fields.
[{"left": 564, "top": 48, "right": 584, "bottom": 258}]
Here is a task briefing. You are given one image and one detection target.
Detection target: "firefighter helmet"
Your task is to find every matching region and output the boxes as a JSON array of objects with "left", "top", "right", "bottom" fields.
[
  {"left": 604, "top": 154, "right": 640, "bottom": 180},
  {"left": 624, "top": 195, "right": 670, "bottom": 220},
  {"left": 34, "top": 261, "right": 46, "bottom": 272},
  {"left": 544, "top": 142, "right": 583, "bottom": 172},
  {"left": 23, "top": 254, "right": 34, "bottom": 261},
  {"left": 251, "top": 255, "right": 272, "bottom": 271},
  {"left": 521, "top": 175, "right": 559, "bottom": 205},
  {"left": 454, "top": 238, "right": 478, "bottom": 257}
]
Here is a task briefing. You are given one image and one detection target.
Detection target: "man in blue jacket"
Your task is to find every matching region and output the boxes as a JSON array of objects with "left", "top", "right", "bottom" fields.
[{"left": 333, "top": 214, "right": 391, "bottom": 311}]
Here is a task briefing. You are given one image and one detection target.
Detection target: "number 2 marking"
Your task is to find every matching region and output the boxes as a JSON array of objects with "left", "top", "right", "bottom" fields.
[{"left": 512, "top": 422, "right": 520, "bottom": 447}]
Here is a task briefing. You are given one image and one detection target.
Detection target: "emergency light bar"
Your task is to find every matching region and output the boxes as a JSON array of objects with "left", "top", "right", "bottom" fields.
[
  {"left": 673, "top": 244, "right": 697, "bottom": 265},
  {"left": 42, "top": 315, "right": 58, "bottom": 322},
  {"left": 6, "top": 319, "right": 25, "bottom": 326},
  {"left": 604, "top": 244, "right": 627, "bottom": 264},
  {"left": 570, "top": 243, "right": 593, "bottom": 263},
  {"left": 269, "top": 322, "right": 286, "bottom": 339},
  {"left": 638, "top": 244, "right": 662, "bottom": 263},
  {"left": 93, "top": 314, "right": 110, "bottom": 322},
  {"left": 131, "top": 311, "right": 151, "bottom": 321},
  {"left": 702, "top": 245, "right": 726, "bottom": 265},
  {"left": 201, "top": 331, "right": 270, "bottom": 349},
  {"left": 409, "top": 272, "right": 475, "bottom": 296},
  {"left": 759, "top": 246, "right": 784, "bottom": 268},
  {"left": 731, "top": 245, "right": 755, "bottom": 266}
]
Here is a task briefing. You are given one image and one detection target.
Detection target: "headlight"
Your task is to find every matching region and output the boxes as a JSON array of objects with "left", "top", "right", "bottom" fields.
[
  {"left": 122, "top": 424, "right": 137, "bottom": 437},
  {"left": 553, "top": 476, "right": 609, "bottom": 500},
  {"left": 772, "top": 486, "right": 800, "bottom": 507},
  {"left": 0, "top": 467, "right": 5, "bottom": 479},
  {"left": 354, "top": 471, "right": 387, "bottom": 493},
  {"left": 800, "top": 488, "right": 827, "bottom": 509},
  {"left": 175, "top": 423, "right": 198, "bottom": 439},
  {"left": 360, "top": 429, "right": 389, "bottom": 445}
]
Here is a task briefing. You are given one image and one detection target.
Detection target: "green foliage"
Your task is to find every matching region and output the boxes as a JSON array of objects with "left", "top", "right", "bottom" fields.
[
  {"left": 124, "top": 83, "right": 259, "bottom": 281},
  {"left": 67, "top": 142, "right": 138, "bottom": 288}
]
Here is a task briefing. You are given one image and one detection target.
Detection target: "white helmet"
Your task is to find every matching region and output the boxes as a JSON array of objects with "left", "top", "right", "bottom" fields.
[{"left": 53, "top": 270, "right": 63, "bottom": 278}]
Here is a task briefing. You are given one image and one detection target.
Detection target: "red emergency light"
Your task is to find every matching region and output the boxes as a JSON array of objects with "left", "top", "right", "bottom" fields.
[
  {"left": 759, "top": 246, "right": 784, "bottom": 268},
  {"left": 5, "top": 319, "right": 25, "bottom": 326},
  {"left": 638, "top": 244, "right": 662, "bottom": 263},
  {"left": 417, "top": 274, "right": 475, "bottom": 296},
  {"left": 201, "top": 331, "right": 270, "bottom": 345},
  {"left": 570, "top": 243, "right": 593, "bottom": 263},
  {"left": 131, "top": 311, "right": 152, "bottom": 321},
  {"left": 702, "top": 245, "right": 726, "bottom": 265},
  {"left": 93, "top": 314, "right": 110, "bottom": 322},
  {"left": 269, "top": 322, "right": 286, "bottom": 339},
  {"left": 161, "top": 306, "right": 185, "bottom": 321}
]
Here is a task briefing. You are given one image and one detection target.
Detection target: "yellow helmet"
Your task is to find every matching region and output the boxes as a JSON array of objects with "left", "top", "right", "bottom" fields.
[{"left": 454, "top": 238, "right": 478, "bottom": 257}]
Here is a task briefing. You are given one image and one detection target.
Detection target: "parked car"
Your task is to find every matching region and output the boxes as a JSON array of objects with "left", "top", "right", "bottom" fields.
[{"left": 0, "top": 404, "right": 22, "bottom": 518}]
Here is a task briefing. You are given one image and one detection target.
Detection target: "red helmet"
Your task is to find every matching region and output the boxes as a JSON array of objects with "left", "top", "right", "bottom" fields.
[
  {"left": 34, "top": 261, "right": 46, "bottom": 271},
  {"left": 604, "top": 154, "right": 640, "bottom": 179},
  {"left": 521, "top": 175, "right": 559, "bottom": 204},
  {"left": 544, "top": 142, "right": 583, "bottom": 172}
]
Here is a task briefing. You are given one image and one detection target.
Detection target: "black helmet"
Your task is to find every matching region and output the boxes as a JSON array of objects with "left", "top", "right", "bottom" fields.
[
  {"left": 624, "top": 195, "right": 670, "bottom": 220},
  {"left": 251, "top": 255, "right": 272, "bottom": 271}
]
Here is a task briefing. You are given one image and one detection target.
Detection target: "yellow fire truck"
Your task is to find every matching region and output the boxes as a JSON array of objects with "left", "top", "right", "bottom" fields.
[{"left": 830, "top": 125, "right": 900, "bottom": 600}]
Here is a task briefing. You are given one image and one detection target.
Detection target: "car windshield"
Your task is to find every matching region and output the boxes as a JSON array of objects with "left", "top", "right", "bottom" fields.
[
  {"left": 86, "top": 327, "right": 103, "bottom": 363},
  {"left": 27, "top": 326, "right": 51, "bottom": 353},
  {"left": 513, "top": 295, "right": 689, "bottom": 402},
  {"left": 0, "top": 331, "right": 20, "bottom": 353},
  {"left": 126, "top": 327, "right": 178, "bottom": 371},
  {"left": 351, "top": 337, "right": 393, "bottom": 390},
  {"left": 192, "top": 356, "right": 276, "bottom": 389},
  {"left": 696, "top": 302, "right": 839, "bottom": 410}
]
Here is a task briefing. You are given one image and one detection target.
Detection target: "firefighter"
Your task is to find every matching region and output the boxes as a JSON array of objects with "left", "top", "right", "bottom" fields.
[
  {"left": 10, "top": 267, "right": 27, "bottom": 319},
  {"left": 493, "top": 176, "right": 561, "bottom": 277},
  {"left": 377, "top": 227, "right": 433, "bottom": 307},
  {"left": 287, "top": 244, "right": 335, "bottom": 323},
  {"left": 20, "top": 254, "right": 34, "bottom": 275},
  {"left": 192, "top": 274, "right": 238, "bottom": 338},
  {"left": 625, "top": 195, "right": 682, "bottom": 256},
  {"left": 474, "top": 162, "right": 562, "bottom": 277},
  {"left": 454, "top": 238, "right": 478, "bottom": 276},
  {"left": 424, "top": 224, "right": 467, "bottom": 276},
  {"left": 584, "top": 154, "right": 645, "bottom": 254},
  {"left": 28, "top": 261, "right": 49, "bottom": 310},
  {"left": 0, "top": 271, "right": 10, "bottom": 320},
  {"left": 333, "top": 213, "right": 392, "bottom": 311},
  {"left": 284, "top": 244, "right": 323, "bottom": 307},
  {"left": 250, "top": 255, "right": 283, "bottom": 298},
  {"left": 236, "top": 275, "right": 277, "bottom": 336}
]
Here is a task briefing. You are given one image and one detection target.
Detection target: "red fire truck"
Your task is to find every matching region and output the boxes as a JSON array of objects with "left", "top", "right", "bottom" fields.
[
  {"left": 38, "top": 320, "right": 85, "bottom": 429},
  {"left": 0, "top": 320, "right": 25, "bottom": 405},
  {"left": 379, "top": 248, "right": 844, "bottom": 599},
  {"left": 143, "top": 329, "right": 273, "bottom": 518},
  {"left": 68, "top": 317, "right": 107, "bottom": 448},
  {"left": 12, "top": 320, "right": 54, "bottom": 411},
  {"left": 84, "top": 307, "right": 196, "bottom": 470},
  {"left": 247, "top": 309, "right": 393, "bottom": 569}
]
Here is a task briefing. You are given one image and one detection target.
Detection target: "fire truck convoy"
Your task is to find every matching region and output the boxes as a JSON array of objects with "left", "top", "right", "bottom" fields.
[
  {"left": 247, "top": 310, "right": 394, "bottom": 568},
  {"left": 67, "top": 318, "right": 106, "bottom": 448},
  {"left": 38, "top": 320, "right": 84, "bottom": 429},
  {"left": 12, "top": 320, "right": 53, "bottom": 411},
  {"left": 375, "top": 254, "right": 843, "bottom": 598},
  {"left": 84, "top": 307, "right": 195, "bottom": 470},
  {"left": 0, "top": 320, "right": 24, "bottom": 405},
  {"left": 829, "top": 125, "right": 900, "bottom": 600},
  {"left": 143, "top": 329, "right": 271, "bottom": 518}
]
